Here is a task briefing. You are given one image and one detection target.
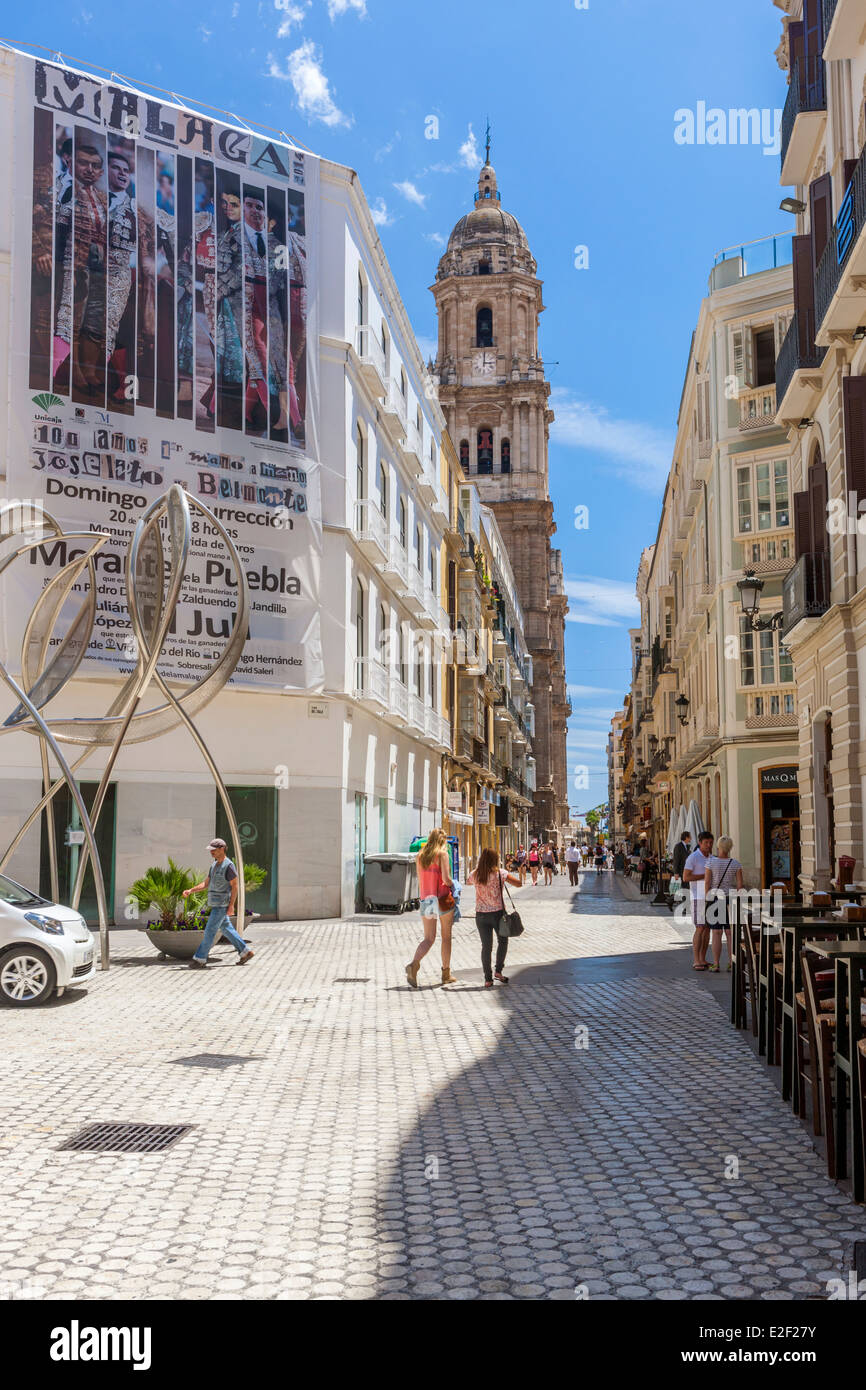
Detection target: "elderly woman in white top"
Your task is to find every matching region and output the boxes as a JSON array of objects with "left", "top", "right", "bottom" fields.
[{"left": 703, "top": 835, "right": 744, "bottom": 972}]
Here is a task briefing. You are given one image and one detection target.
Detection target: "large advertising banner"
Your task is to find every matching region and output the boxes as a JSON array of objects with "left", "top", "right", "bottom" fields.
[{"left": 3, "top": 51, "right": 323, "bottom": 690}]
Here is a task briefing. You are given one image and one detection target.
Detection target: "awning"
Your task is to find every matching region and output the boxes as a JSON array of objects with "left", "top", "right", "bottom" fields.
[{"left": 444, "top": 810, "right": 473, "bottom": 826}]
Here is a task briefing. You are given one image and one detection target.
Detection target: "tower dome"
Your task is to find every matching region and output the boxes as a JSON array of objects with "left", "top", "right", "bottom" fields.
[{"left": 437, "top": 157, "right": 536, "bottom": 279}]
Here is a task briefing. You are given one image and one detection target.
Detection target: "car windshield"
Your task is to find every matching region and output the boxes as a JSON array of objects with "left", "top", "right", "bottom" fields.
[{"left": 0, "top": 872, "right": 50, "bottom": 907}]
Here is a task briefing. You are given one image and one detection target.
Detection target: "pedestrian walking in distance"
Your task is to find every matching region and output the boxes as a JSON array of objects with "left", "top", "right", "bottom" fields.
[
  {"left": 186, "top": 838, "right": 254, "bottom": 969},
  {"left": 542, "top": 843, "right": 555, "bottom": 885},
  {"left": 684, "top": 831, "right": 714, "bottom": 970},
  {"left": 406, "top": 828, "right": 457, "bottom": 989},
  {"left": 703, "top": 836, "right": 743, "bottom": 972},
  {"left": 528, "top": 841, "right": 540, "bottom": 885},
  {"left": 565, "top": 840, "right": 580, "bottom": 886},
  {"left": 467, "top": 848, "right": 522, "bottom": 988},
  {"left": 514, "top": 844, "right": 527, "bottom": 885}
]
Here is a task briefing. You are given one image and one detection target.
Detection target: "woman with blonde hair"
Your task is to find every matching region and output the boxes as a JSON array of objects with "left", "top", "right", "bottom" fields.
[
  {"left": 703, "top": 835, "right": 744, "bottom": 972},
  {"left": 406, "top": 828, "right": 457, "bottom": 989},
  {"left": 468, "top": 848, "right": 523, "bottom": 988}
]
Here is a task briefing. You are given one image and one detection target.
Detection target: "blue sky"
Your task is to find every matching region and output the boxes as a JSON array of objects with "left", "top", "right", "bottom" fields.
[{"left": 17, "top": 0, "right": 792, "bottom": 811}]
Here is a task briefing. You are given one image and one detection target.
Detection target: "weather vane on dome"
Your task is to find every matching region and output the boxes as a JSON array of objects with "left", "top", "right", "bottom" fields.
[{"left": 485, "top": 117, "right": 491, "bottom": 165}]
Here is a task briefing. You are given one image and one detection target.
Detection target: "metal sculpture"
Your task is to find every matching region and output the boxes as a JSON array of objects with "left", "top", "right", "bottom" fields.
[{"left": 0, "top": 485, "right": 251, "bottom": 969}]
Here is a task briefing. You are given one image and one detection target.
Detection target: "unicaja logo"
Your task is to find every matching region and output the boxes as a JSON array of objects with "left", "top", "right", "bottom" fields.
[{"left": 49, "top": 1321, "right": 152, "bottom": 1371}]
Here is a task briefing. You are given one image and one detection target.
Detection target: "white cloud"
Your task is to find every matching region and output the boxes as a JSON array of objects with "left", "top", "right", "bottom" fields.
[
  {"left": 393, "top": 180, "right": 426, "bottom": 208},
  {"left": 328, "top": 0, "right": 366, "bottom": 16},
  {"left": 374, "top": 132, "right": 400, "bottom": 162},
  {"left": 231, "top": 1, "right": 239, "bottom": 16},
  {"left": 564, "top": 575, "right": 640, "bottom": 629},
  {"left": 424, "top": 231, "right": 445, "bottom": 247},
  {"left": 565, "top": 612, "right": 622, "bottom": 628},
  {"left": 199, "top": 24, "right": 213, "bottom": 40},
  {"left": 274, "top": 0, "right": 310, "bottom": 35},
  {"left": 369, "top": 197, "right": 394, "bottom": 227},
  {"left": 550, "top": 387, "right": 673, "bottom": 493},
  {"left": 267, "top": 41, "right": 352, "bottom": 128},
  {"left": 567, "top": 684, "right": 622, "bottom": 698},
  {"left": 458, "top": 123, "right": 481, "bottom": 169}
]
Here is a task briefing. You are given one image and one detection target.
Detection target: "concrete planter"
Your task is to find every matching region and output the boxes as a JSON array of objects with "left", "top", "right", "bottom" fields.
[{"left": 144, "top": 927, "right": 205, "bottom": 960}]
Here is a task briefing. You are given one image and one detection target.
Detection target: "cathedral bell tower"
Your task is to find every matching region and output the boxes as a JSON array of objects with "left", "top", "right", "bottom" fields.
[{"left": 431, "top": 148, "right": 570, "bottom": 836}]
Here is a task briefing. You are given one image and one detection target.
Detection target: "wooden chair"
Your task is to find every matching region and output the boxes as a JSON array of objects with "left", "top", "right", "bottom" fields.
[
  {"left": 858, "top": 1039, "right": 866, "bottom": 1205},
  {"left": 739, "top": 910, "right": 761, "bottom": 1037},
  {"left": 801, "top": 948, "right": 838, "bottom": 1176}
]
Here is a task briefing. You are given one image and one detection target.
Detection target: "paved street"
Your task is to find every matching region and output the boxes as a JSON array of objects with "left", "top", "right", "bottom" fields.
[{"left": 2, "top": 869, "right": 866, "bottom": 1302}]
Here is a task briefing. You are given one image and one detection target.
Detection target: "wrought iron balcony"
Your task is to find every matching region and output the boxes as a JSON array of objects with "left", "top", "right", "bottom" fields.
[
  {"left": 782, "top": 551, "right": 830, "bottom": 637},
  {"left": 781, "top": 54, "right": 827, "bottom": 181},
  {"left": 775, "top": 310, "right": 825, "bottom": 408},
  {"left": 815, "top": 137, "right": 866, "bottom": 333}
]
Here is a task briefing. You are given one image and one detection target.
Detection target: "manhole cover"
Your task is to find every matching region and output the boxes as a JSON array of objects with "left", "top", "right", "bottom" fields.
[
  {"left": 172, "top": 1053, "right": 259, "bottom": 1070},
  {"left": 333, "top": 977, "right": 370, "bottom": 984},
  {"left": 59, "top": 1122, "right": 193, "bottom": 1154}
]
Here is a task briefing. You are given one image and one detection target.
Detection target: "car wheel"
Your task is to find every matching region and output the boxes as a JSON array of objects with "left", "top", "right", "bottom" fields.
[{"left": 0, "top": 947, "right": 57, "bottom": 1007}]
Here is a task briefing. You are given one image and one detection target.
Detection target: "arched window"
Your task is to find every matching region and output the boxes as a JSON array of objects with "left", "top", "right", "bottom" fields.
[
  {"left": 377, "top": 603, "right": 387, "bottom": 667},
  {"left": 400, "top": 367, "right": 407, "bottom": 399},
  {"left": 357, "top": 269, "right": 365, "bottom": 336},
  {"left": 378, "top": 460, "right": 388, "bottom": 519},
  {"left": 356, "top": 424, "right": 365, "bottom": 500},
  {"left": 428, "top": 544, "right": 436, "bottom": 592},
  {"left": 398, "top": 624, "right": 407, "bottom": 685},
  {"left": 415, "top": 524, "right": 423, "bottom": 571},
  {"left": 415, "top": 638, "right": 423, "bottom": 697},
  {"left": 399, "top": 496, "right": 407, "bottom": 549},
  {"left": 459, "top": 439, "right": 470, "bottom": 472},
  {"left": 476, "top": 306, "right": 493, "bottom": 347},
  {"left": 477, "top": 428, "right": 493, "bottom": 475},
  {"left": 429, "top": 645, "right": 436, "bottom": 706},
  {"left": 478, "top": 259, "right": 491, "bottom": 276},
  {"left": 356, "top": 581, "right": 365, "bottom": 664},
  {"left": 500, "top": 438, "right": 511, "bottom": 474}
]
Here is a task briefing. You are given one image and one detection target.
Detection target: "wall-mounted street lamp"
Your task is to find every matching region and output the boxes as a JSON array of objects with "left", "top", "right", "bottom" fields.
[
  {"left": 779, "top": 196, "right": 806, "bottom": 215},
  {"left": 675, "top": 693, "right": 690, "bottom": 725},
  {"left": 737, "top": 568, "right": 783, "bottom": 632},
  {"left": 648, "top": 734, "right": 659, "bottom": 752}
]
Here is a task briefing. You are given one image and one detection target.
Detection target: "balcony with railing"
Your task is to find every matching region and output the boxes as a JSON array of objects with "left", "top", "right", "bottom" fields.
[
  {"left": 380, "top": 535, "right": 409, "bottom": 591},
  {"left": 354, "top": 325, "right": 387, "bottom": 398},
  {"left": 399, "top": 420, "right": 423, "bottom": 476},
  {"left": 381, "top": 377, "right": 409, "bottom": 442},
  {"left": 425, "top": 707, "right": 452, "bottom": 751},
  {"left": 781, "top": 54, "right": 827, "bottom": 185},
  {"left": 409, "top": 693, "right": 426, "bottom": 732},
  {"left": 815, "top": 138, "right": 866, "bottom": 340},
  {"left": 353, "top": 657, "right": 389, "bottom": 709},
  {"left": 738, "top": 383, "right": 778, "bottom": 432},
  {"left": 823, "top": 0, "right": 863, "bottom": 61},
  {"left": 405, "top": 564, "right": 427, "bottom": 616},
  {"left": 775, "top": 310, "right": 826, "bottom": 420},
  {"left": 353, "top": 498, "right": 389, "bottom": 562},
  {"left": 389, "top": 676, "right": 409, "bottom": 724},
  {"left": 782, "top": 551, "right": 831, "bottom": 637}
]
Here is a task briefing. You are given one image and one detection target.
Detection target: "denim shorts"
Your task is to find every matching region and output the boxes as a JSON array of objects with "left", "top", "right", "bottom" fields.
[{"left": 420, "top": 894, "right": 440, "bottom": 918}]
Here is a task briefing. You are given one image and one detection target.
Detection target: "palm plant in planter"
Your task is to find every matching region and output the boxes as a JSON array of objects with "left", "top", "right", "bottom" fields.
[{"left": 131, "top": 860, "right": 268, "bottom": 959}]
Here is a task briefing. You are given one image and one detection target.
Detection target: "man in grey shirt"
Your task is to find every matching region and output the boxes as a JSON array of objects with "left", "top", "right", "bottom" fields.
[{"left": 185, "top": 838, "right": 254, "bottom": 969}]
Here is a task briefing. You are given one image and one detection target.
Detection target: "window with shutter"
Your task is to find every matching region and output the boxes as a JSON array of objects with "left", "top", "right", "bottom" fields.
[
  {"left": 774, "top": 312, "right": 793, "bottom": 356},
  {"left": 809, "top": 174, "right": 832, "bottom": 279},
  {"left": 730, "top": 326, "right": 746, "bottom": 390},
  {"left": 794, "top": 490, "right": 811, "bottom": 559},
  {"left": 808, "top": 457, "right": 828, "bottom": 553},
  {"left": 792, "top": 235, "right": 816, "bottom": 354},
  {"left": 843, "top": 376, "right": 866, "bottom": 507}
]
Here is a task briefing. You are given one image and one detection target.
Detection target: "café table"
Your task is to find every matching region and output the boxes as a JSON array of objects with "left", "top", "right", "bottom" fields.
[
  {"left": 778, "top": 921, "right": 864, "bottom": 1109},
  {"left": 810, "top": 940, "right": 866, "bottom": 1203}
]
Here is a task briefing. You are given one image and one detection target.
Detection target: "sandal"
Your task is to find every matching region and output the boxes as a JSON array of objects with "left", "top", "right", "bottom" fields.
[
  {"left": 708, "top": 964, "right": 720, "bottom": 972},
  {"left": 692, "top": 964, "right": 708, "bottom": 971},
  {"left": 484, "top": 980, "right": 494, "bottom": 989},
  {"left": 494, "top": 971, "right": 509, "bottom": 984}
]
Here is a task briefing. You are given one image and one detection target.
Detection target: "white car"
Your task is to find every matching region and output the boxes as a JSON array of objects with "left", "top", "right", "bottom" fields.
[{"left": 0, "top": 872, "right": 96, "bottom": 1006}]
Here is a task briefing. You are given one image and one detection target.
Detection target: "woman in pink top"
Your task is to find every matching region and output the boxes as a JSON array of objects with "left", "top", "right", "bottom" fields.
[
  {"left": 406, "top": 828, "right": 456, "bottom": 989},
  {"left": 468, "top": 848, "right": 522, "bottom": 988}
]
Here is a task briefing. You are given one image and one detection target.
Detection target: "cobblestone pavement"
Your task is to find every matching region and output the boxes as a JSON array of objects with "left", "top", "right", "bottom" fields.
[{"left": 2, "top": 868, "right": 865, "bottom": 1301}]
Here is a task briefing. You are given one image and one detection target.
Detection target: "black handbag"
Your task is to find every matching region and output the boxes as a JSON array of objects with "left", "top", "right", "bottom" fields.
[
  {"left": 708, "top": 858, "right": 733, "bottom": 926},
  {"left": 497, "top": 880, "right": 524, "bottom": 938}
]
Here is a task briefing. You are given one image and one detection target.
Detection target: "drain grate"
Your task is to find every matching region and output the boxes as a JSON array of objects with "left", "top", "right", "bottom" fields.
[
  {"left": 59, "top": 1122, "right": 193, "bottom": 1154},
  {"left": 333, "top": 977, "right": 370, "bottom": 983},
  {"left": 172, "top": 1053, "right": 258, "bottom": 1070}
]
